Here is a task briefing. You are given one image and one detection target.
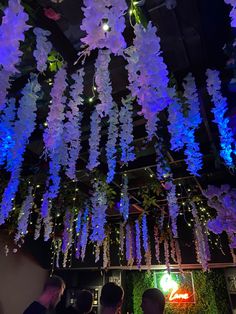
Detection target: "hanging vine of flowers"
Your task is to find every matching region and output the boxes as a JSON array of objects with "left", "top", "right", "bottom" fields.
[
  {"left": 0, "top": 69, "right": 11, "bottom": 112},
  {"left": 80, "top": 207, "right": 89, "bottom": 261},
  {"left": 142, "top": 214, "right": 149, "bottom": 254},
  {"left": 191, "top": 202, "right": 210, "bottom": 271},
  {"left": 125, "top": 22, "right": 169, "bottom": 139},
  {"left": 106, "top": 103, "right": 119, "bottom": 183},
  {"left": 119, "top": 175, "right": 129, "bottom": 221},
  {"left": 154, "top": 225, "right": 160, "bottom": 263},
  {"left": 33, "top": 27, "right": 52, "bottom": 72},
  {"left": 135, "top": 220, "right": 142, "bottom": 268},
  {"left": 224, "top": 0, "right": 236, "bottom": 27},
  {"left": 168, "top": 88, "right": 186, "bottom": 151},
  {"left": 34, "top": 215, "right": 42, "bottom": 240},
  {"left": 126, "top": 223, "right": 134, "bottom": 266},
  {"left": 119, "top": 97, "right": 135, "bottom": 163},
  {"left": 95, "top": 49, "right": 113, "bottom": 117},
  {"left": 80, "top": 0, "right": 127, "bottom": 54},
  {"left": 62, "top": 209, "right": 73, "bottom": 266},
  {"left": 166, "top": 180, "right": 179, "bottom": 238},
  {"left": 90, "top": 180, "right": 107, "bottom": 246},
  {"left": 0, "top": 0, "right": 30, "bottom": 73},
  {"left": 43, "top": 67, "right": 67, "bottom": 198},
  {"left": 206, "top": 69, "right": 235, "bottom": 167},
  {"left": 87, "top": 109, "right": 102, "bottom": 171},
  {"left": 0, "top": 75, "right": 40, "bottom": 225},
  {"left": 64, "top": 69, "right": 84, "bottom": 180},
  {"left": 202, "top": 185, "right": 236, "bottom": 248},
  {"left": 0, "top": 98, "right": 16, "bottom": 166},
  {"left": 164, "top": 239, "right": 170, "bottom": 272},
  {"left": 43, "top": 203, "right": 53, "bottom": 242},
  {"left": 183, "top": 73, "right": 203, "bottom": 176},
  {"left": 15, "top": 186, "right": 33, "bottom": 243}
]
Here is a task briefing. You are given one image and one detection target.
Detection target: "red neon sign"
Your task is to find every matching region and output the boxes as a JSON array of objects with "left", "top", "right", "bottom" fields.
[
  {"left": 169, "top": 288, "right": 190, "bottom": 301},
  {"left": 156, "top": 272, "right": 195, "bottom": 303}
]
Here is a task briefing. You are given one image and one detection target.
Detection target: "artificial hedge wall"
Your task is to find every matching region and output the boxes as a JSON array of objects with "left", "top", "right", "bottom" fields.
[{"left": 124, "top": 270, "right": 231, "bottom": 314}]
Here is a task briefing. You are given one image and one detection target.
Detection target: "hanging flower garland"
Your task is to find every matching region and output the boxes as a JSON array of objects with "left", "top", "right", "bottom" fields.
[
  {"left": 103, "top": 233, "right": 110, "bottom": 269},
  {"left": 125, "top": 22, "right": 169, "bottom": 139},
  {"left": 62, "top": 209, "right": 74, "bottom": 266},
  {"left": 0, "top": 98, "right": 16, "bottom": 166},
  {"left": 225, "top": 0, "right": 236, "bottom": 27},
  {"left": 164, "top": 239, "right": 170, "bottom": 272},
  {"left": 80, "top": 207, "right": 89, "bottom": 262},
  {"left": 154, "top": 225, "right": 160, "bottom": 263},
  {"left": 168, "top": 88, "right": 186, "bottom": 151},
  {"left": 119, "top": 175, "right": 129, "bottom": 221},
  {"left": 170, "top": 236, "right": 177, "bottom": 263},
  {"left": 0, "top": 69, "right": 11, "bottom": 112},
  {"left": 119, "top": 97, "right": 135, "bottom": 163},
  {"left": 64, "top": 69, "right": 84, "bottom": 180},
  {"left": 206, "top": 69, "right": 235, "bottom": 167},
  {"left": 119, "top": 222, "right": 125, "bottom": 257},
  {"left": 106, "top": 103, "right": 119, "bottom": 183},
  {"left": 166, "top": 180, "right": 179, "bottom": 238},
  {"left": 95, "top": 50, "right": 113, "bottom": 117},
  {"left": 80, "top": 0, "right": 127, "bottom": 54},
  {"left": 43, "top": 67, "right": 67, "bottom": 198},
  {"left": 43, "top": 204, "right": 53, "bottom": 242},
  {"left": 90, "top": 180, "right": 107, "bottom": 246},
  {"left": 142, "top": 214, "right": 149, "bottom": 254},
  {"left": 0, "top": 75, "right": 40, "bottom": 225},
  {"left": 183, "top": 74, "right": 203, "bottom": 176},
  {"left": 87, "top": 109, "right": 102, "bottom": 170},
  {"left": 0, "top": 0, "right": 30, "bottom": 73},
  {"left": 75, "top": 210, "right": 83, "bottom": 260},
  {"left": 202, "top": 185, "right": 236, "bottom": 248},
  {"left": 191, "top": 202, "right": 210, "bottom": 271},
  {"left": 135, "top": 220, "right": 142, "bottom": 268},
  {"left": 15, "top": 186, "right": 33, "bottom": 243},
  {"left": 126, "top": 223, "right": 134, "bottom": 266},
  {"left": 33, "top": 28, "right": 52, "bottom": 72},
  {"left": 34, "top": 215, "right": 42, "bottom": 240}
]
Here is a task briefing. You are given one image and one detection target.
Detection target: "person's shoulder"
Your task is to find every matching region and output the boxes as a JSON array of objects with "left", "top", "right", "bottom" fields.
[
  {"left": 23, "top": 301, "right": 47, "bottom": 314},
  {"left": 58, "top": 306, "right": 79, "bottom": 314}
]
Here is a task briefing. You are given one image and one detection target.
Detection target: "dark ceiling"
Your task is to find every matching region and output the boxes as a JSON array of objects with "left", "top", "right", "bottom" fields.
[
  {"left": 22, "top": 0, "right": 235, "bottom": 200},
  {"left": 1, "top": 0, "right": 236, "bottom": 268}
]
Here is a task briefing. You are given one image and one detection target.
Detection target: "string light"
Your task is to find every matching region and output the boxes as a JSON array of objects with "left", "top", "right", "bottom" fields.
[{"left": 102, "top": 22, "right": 110, "bottom": 32}]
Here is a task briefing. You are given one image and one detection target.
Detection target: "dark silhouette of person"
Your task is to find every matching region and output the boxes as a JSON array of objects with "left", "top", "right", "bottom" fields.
[
  {"left": 23, "top": 275, "right": 65, "bottom": 314},
  {"left": 100, "top": 282, "right": 124, "bottom": 314},
  {"left": 61, "top": 289, "right": 93, "bottom": 314},
  {"left": 141, "top": 288, "right": 165, "bottom": 314}
]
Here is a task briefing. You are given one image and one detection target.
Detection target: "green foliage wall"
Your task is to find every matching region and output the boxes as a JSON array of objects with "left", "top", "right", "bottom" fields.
[{"left": 124, "top": 270, "right": 231, "bottom": 314}]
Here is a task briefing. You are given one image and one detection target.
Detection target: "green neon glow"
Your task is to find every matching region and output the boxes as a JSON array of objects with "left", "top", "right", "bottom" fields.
[{"left": 160, "top": 273, "right": 179, "bottom": 293}]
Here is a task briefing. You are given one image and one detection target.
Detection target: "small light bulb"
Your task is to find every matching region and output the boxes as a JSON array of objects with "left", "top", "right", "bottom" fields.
[
  {"left": 129, "top": 9, "right": 133, "bottom": 15},
  {"left": 89, "top": 97, "right": 93, "bottom": 103},
  {"left": 44, "top": 122, "right": 48, "bottom": 127},
  {"left": 102, "top": 23, "right": 109, "bottom": 32}
]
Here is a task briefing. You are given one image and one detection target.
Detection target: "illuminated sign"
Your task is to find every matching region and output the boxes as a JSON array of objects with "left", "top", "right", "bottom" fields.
[{"left": 154, "top": 272, "right": 195, "bottom": 303}]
